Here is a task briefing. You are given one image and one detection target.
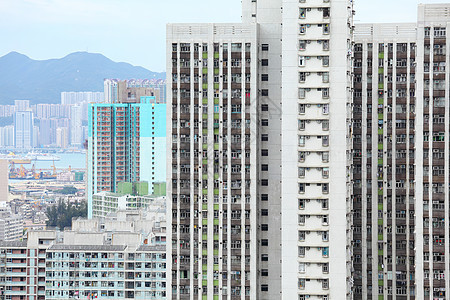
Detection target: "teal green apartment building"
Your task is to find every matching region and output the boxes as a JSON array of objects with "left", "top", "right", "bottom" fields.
[{"left": 87, "top": 96, "right": 166, "bottom": 218}]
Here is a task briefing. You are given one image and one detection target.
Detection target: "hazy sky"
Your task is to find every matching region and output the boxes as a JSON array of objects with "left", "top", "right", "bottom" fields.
[{"left": 0, "top": 0, "right": 449, "bottom": 72}]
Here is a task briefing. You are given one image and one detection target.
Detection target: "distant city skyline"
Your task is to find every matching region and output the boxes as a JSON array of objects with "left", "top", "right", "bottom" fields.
[{"left": 1, "top": 0, "right": 449, "bottom": 72}]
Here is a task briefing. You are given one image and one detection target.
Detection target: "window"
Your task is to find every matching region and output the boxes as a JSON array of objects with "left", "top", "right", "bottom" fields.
[
  {"left": 299, "top": 8, "right": 306, "bottom": 18},
  {"left": 261, "top": 149, "right": 268, "bottom": 156},
  {"left": 261, "top": 194, "right": 268, "bottom": 201},
  {"left": 261, "top": 119, "right": 269, "bottom": 126},
  {"left": 261, "top": 59, "right": 268, "bottom": 66},
  {"left": 299, "top": 56, "right": 306, "bottom": 67},
  {"left": 261, "top": 209, "right": 268, "bottom": 216},
  {"left": 261, "top": 89, "right": 269, "bottom": 96},
  {"left": 299, "top": 104, "right": 306, "bottom": 114},
  {"left": 261, "top": 44, "right": 269, "bottom": 51},
  {"left": 261, "top": 269, "right": 269, "bottom": 276},
  {"left": 300, "top": 24, "right": 306, "bottom": 34},
  {"left": 299, "top": 72, "right": 306, "bottom": 82},
  {"left": 299, "top": 263, "right": 306, "bottom": 273},
  {"left": 299, "top": 183, "right": 305, "bottom": 193},
  {"left": 298, "top": 246, "right": 305, "bottom": 257},
  {"left": 298, "top": 231, "right": 306, "bottom": 241},
  {"left": 299, "top": 40, "right": 307, "bottom": 50},
  {"left": 261, "top": 285, "right": 269, "bottom": 292},
  {"left": 298, "top": 167, "right": 305, "bottom": 177},
  {"left": 298, "top": 88, "right": 306, "bottom": 99},
  {"left": 261, "top": 164, "right": 268, "bottom": 171},
  {"left": 261, "top": 239, "right": 268, "bottom": 246},
  {"left": 261, "top": 254, "right": 268, "bottom": 261},
  {"left": 261, "top": 134, "right": 268, "bottom": 141},
  {"left": 261, "top": 104, "right": 269, "bottom": 112},
  {"left": 261, "top": 74, "right": 269, "bottom": 81},
  {"left": 261, "top": 179, "right": 268, "bottom": 186},
  {"left": 261, "top": 224, "right": 268, "bottom": 231},
  {"left": 322, "top": 88, "right": 329, "bottom": 98}
]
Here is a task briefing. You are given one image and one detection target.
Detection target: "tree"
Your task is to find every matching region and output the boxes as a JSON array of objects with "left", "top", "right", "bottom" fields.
[
  {"left": 57, "top": 186, "right": 78, "bottom": 195},
  {"left": 46, "top": 200, "right": 87, "bottom": 229}
]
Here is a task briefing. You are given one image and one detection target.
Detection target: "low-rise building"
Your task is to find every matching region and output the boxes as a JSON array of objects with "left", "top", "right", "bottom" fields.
[
  {"left": 0, "top": 207, "right": 166, "bottom": 299},
  {"left": 0, "top": 206, "right": 23, "bottom": 242}
]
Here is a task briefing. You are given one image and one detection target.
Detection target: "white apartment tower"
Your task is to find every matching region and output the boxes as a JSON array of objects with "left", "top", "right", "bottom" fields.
[{"left": 168, "top": 0, "right": 353, "bottom": 299}]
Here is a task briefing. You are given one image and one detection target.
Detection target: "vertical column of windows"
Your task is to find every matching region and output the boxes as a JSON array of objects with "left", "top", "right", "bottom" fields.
[{"left": 297, "top": 2, "right": 331, "bottom": 299}]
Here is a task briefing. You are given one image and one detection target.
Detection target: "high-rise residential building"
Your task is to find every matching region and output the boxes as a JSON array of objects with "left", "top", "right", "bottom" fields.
[
  {"left": 167, "top": 0, "right": 354, "bottom": 298},
  {"left": 14, "top": 110, "right": 34, "bottom": 149},
  {"left": 0, "top": 126, "right": 15, "bottom": 147},
  {"left": 104, "top": 79, "right": 163, "bottom": 103},
  {"left": 32, "top": 125, "right": 39, "bottom": 148},
  {"left": 350, "top": 3, "right": 450, "bottom": 299},
  {"left": 70, "top": 105, "right": 83, "bottom": 147},
  {"left": 167, "top": 24, "right": 259, "bottom": 299},
  {"left": 351, "top": 23, "right": 417, "bottom": 299},
  {"left": 0, "top": 160, "right": 8, "bottom": 202},
  {"left": 56, "top": 127, "right": 69, "bottom": 148},
  {"left": 14, "top": 100, "right": 30, "bottom": 112},
  {"left": 87, "top": 96, "right": 166, "bottom": 219},
  {"left": 61, "top": 91, "right": 104, "bottom": 105}
]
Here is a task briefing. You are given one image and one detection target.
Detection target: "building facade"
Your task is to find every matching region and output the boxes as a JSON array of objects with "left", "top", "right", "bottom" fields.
[
  {"left": 167, "top": 23, "right": 259, "bottom": 299},
  {"left": 167, "top": 0, "right": 354, "bottom": 298},
  {"left": 351, "top": 4, "right": 450, "bottom": 299},
  {"left": 14, "top": 110, "right": 33, "bottom": 149},
  {"left": 87, "top": 96, "right": 166, "bottom": 218}
]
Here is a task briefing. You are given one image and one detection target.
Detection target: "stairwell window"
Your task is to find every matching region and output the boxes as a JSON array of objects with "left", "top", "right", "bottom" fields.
[
  {"left": 299, "top": 8, "right": 306, "bottom": 18},
  {"left": 299, "top": 56, "right": 306, "bottom": 67},
  {"left": 299, "top": 40, "right": 307, "bottom": 50},
  {"left": 300, "top": 24, "right": 307, "bottom": 34},
  {"left": 299, "top": 72, "right": 306, "bottom": 82},
  {"left": 299, "top": 136, "right": 306, "bottom": 147},
  {"left": 323, "top": 24, "right": 330, "bottom": 34}
]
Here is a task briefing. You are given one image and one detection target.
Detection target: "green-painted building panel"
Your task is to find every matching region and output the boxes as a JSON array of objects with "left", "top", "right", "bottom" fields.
[
  {"left": 202, "top": 144, "right": 208, "bottom": 150},
  {"left": 118, "top": 182, "right": 132, "bottom": 195},
  {"left": 153, "top": 182, "right": 166, "bottom": 196},
  {"left": 214, "top": 53, "right": 219, "bottom": 59},
  {"left": 202, "top": 114, "right": 208, "bottom": 119},
  {"left": 214, "top": 189, "right": 219, "bottom": 195},
  {"left": 202, "top": 189, "right": 208, "bottom": 195},
  {"left": 378, "top": 129, "right": 383, "bottom": 135},
  {"left": 202, "top": 219, "right": 208, "bottom": 225},
  {"left": 203, "top": 68, "right": 208, "bottom": 74},
  {"left": 214, "top": 98, "right": 219, "bottom": 104},
  {"left": 214, "top": 144, "right": 219, "bottom": 150},
  {"left": 378, "top": 219, "right": 383, "bottom": 225},
  {"left": 378, "top": 83, "right": 384, "bottom": 89},
  {"left": 133, "top": 181, "right": 148, "bottom": 196},
  {"left": 214, "top": 173, "right": 219, "bottom": 179},
  {"left": 213, "top": 265, "right": 219, "bottom": 271},
  {"left": 214, "top": 69, "right": 219, "bottom": 75},
  {"left": 378, "top": 68, "right": 384, "bottom": 74},
  {"left": 203, "top": 98, "right": 208, "bottom": 104},
  {"left": 378, "top": 234, "right": 383, "bottom": 240},
  {"left": 378, "top": 53, "right": 384, "bottom": 59},
  {"left": 214, "top": 204, "right": 219, "bottom": 210},
  {"left": 202, "top": 83, "right": 208, "bottom": 89},
  {"left": 214, "top": 219, "right": 219, "bottom": 225},
  {"left": 378, "top": 113, "right": 383, "bottom": 119},
  {"left": 203, "top": 53, "right": 208, "bottom": 59},
  {"left": 202, "top": 234, "right": 207, "bottom": 240},
  {"left": 214, "top": 83, "right": 219, "bottom": 89}
]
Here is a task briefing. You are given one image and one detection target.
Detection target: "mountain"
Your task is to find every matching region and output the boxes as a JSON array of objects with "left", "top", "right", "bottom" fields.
[{"left": 0, "top": 51, "right": 166, "bottom": 104}]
